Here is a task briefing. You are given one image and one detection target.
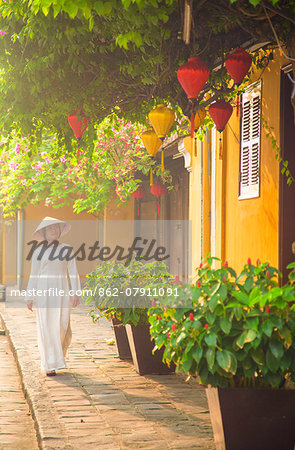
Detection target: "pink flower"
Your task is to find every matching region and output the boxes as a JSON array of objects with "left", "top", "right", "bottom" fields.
[
  {"left": 0, "top": 31, "right": 6, "bottom": 36},
  {"left": 9, "top": 162, "right": 19, "bottom": 170},
  {"left": 60, "top": 156, "right": 67, "bottom": 163},
  {"left": 14, "top": 143, "right": 21, "bottom": 154}
]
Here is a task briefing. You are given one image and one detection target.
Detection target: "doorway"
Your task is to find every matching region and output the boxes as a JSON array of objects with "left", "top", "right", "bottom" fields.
[{"left": 279, "top": 70, "right": 295, "bottom": 283}]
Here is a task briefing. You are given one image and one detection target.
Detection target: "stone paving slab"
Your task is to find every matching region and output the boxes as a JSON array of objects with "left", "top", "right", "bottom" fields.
[
  {"left": 0, "top": 330, "right": 38, "bottom": 450},
  {"left": 0, "top": 300, "right": 214, "bottom": 449}
]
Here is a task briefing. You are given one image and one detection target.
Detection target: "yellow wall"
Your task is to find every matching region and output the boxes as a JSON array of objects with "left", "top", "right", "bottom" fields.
[
  {"left": 221, "top": 51, "right": 285, "bottom": 272},
  {"left": 189, "top": 50, "right": 287, "bottom": 274}
]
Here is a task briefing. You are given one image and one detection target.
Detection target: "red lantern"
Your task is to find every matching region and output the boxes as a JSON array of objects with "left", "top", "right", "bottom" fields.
[
  {"left": 209, "top": 100, "right": 233, "bottom": 133},
  {"left": 177, "top": 57, "right": 209, "bottom": 99},
  {"left": 131, "top": 187, "right": 145, "bottom": 217},
  {"left": 225, "top": 48, "right": 252, "bottom": 85},
  {"left": 151, "top": 182, "right": 167, "bottom": 215},
  {"left": 68, "top": 110, "right": 90, "bottom": 140},
  {"left": 177, "top": 57, "right": 209, "bottom": 139}
]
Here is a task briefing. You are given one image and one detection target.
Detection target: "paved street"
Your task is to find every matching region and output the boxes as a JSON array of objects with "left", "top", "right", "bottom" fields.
[
  {"left": 0, "top": 329, "right": 38, "bottom": 449},
  {"left": 0, "top": 300, "right": 214, "bottom": 449}
]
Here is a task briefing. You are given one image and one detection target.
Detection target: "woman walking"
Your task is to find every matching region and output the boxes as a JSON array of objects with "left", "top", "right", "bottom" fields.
[{"left": 26, "top": 217, "right": 80, "bottom": 376}]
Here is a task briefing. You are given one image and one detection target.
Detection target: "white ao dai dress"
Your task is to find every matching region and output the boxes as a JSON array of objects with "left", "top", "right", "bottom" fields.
[{"left": 26, "top": 244, "right": 81, "bottom": 371}]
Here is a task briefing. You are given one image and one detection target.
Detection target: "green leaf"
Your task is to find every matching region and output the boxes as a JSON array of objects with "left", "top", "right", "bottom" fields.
[
  {"left": 236, "top": 329, "right": 256, "bottom": 349},
  {"left": 269, "top": 340, "right": 284, "bottom": 359},
  {"left": 182, "top": 358, "right": 193, "bottom": 372},
  {"left": 266, "top": 349, "right": 280, "bottom": 372},
  {"left": 261, "top": 318, "right": 274, "bottom": 337},
  {"left": 219, "top": 316, "right": 232, "bottom": 334},
  {"left": 218, "top": 284, "right": 227, "bottom": 301},
  {"left": 192, "top": 346, "right": 203, "bottom": 364},
  {"left": 251, "top": 347, "right": 265, "bottom": 366},
  {"left": 205, "top": 348, "right": 215, "bottom": 370},
  {"left": 205, "top": 333, "right": 217, "bottom": 347},
  {"left": 217, "top": 350, "right": 237, "bottom": 374},
  {"left": 232, "top": 291, "right": 249, "bottom": 305}
]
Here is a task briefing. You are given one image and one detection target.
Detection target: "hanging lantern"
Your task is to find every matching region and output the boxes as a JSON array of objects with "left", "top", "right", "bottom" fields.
[
  {"left": 141, "top": 129, "right": 162, "bottom": 186},
  {"left": 131, "top": 187, "right": 146, "bottom": 217},
  {"left": 225, "top": 48, "right": 252, "bottom": 85},
  {"left": 68, "top": 110, "right": 89, "bottom": 140},
  {"left": 209, "top": 100, "right": 233, "bottom": 133},
  {"left": 151, "top": 182, "right": 167, "bottom": 215},
  {"left": 148, "top": 105, "right": 175, "bottom": 141},
  {"left": 194, "top": 108, "right": 207, "bottom": 131},
  {"left": 177, "top": 57, "right": 209, "bottom": 99},
  {"left": 148, "top": 105, "right": 175, "bottom": 174},
  {"left": 177, "top": 57, "right": 209, "bottom": 140},
  {"left": 140, "top": 129, "right": 162, "bottom": 157},
  {"left": 209, "top": 100, "right": 233, "bottom": 160}
]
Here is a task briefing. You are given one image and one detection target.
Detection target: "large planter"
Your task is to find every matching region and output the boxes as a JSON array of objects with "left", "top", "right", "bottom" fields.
[
  {"left": 126, "top": 323, "right": 175, "bottom": 375},
  {"left": 112, "top": 317, "right": 132, "bottom": 360},
  {"left": 206, "top": 386, "right": 295, "bottom": 450}
]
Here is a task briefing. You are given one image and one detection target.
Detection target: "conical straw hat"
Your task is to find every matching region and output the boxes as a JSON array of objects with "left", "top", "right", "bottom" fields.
[{"left": 33, "top": 217, "right": 71, "bottom": 238}]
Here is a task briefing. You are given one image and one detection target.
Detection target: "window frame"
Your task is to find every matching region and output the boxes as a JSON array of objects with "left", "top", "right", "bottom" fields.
[{"left": 238, "top": 80, "right": 262, "bottom": 201}]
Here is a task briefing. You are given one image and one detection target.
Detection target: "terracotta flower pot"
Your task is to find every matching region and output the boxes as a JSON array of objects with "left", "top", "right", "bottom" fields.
[
  {"left": 206, "top": 386, "right": 295, "bottom": 450},
  {"left": 126, "top": 323, "right": 175, "bottom": 375}
]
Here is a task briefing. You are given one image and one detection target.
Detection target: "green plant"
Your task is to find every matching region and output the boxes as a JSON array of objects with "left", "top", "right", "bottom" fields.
[
  {"left": 0, "top": 115, "right": 171, "bottom": 218},
  {"left": 149, "top": 256, "right": 295, "bottom": 388},
  {"left": 83, "top": 256, "right": 174, "bottom": 326}
]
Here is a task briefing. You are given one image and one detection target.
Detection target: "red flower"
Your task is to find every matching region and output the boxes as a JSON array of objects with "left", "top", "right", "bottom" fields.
[
  {"left": 166, "top": 332, "right": 171, "bottom": 339},
  {"left": 197, "top": 281, "right": 201, "bottom": 288},
  {"left": 199, "top": 262, "right": 203, "bottom": 268},
  {"left": 224, "top": 261, "right": 228, "bottom": 268},
  {"left": 172, "top": 324, "right": 176, "bottom": 332},
  {"left": 247, "top": 258, "right": 251, "bottom": 266},
  {"left": 189, "top": 313, "right": 194, "bottom": 321},
  {"left": 256, "top": 258, "right": 261, "bottom": 266},
  {"left": 204, "top": 323, "right": 209, "bottom": 330},
  {"left": 152, "top": 299, "right": 156, "bottom": 307},
  {"left": 265, "top": 305, "right": 271, "bottom": 313},
  {"left": 158, "top": 316, "right": 162, "bottom": 320}
]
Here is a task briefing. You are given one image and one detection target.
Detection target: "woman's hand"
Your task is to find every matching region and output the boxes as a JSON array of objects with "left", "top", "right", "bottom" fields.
[
  {"left": 27, "top": 300, "right": 33, "bottom": 312},
  {"left": 71, "top": 295, "right": 80, "bottom": 308}
]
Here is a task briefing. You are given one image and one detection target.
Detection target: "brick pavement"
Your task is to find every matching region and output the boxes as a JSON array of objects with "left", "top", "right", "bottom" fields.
[
  {"left": 0, "top": 328, "right": 38, "bottom": 449},
  {"left": 0, "top": 300, "right": 214, "bottom": 450}
]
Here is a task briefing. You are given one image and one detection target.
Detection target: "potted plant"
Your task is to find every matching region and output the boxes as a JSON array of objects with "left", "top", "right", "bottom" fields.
[
  {"left": 148, "top": 256, "right": 295, "bottom": 450},
  {"left": 83, "top": 257, "right": 176, "bottom": 375}
]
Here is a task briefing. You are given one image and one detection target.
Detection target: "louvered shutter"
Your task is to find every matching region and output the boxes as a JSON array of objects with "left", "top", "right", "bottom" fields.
[{"left": 239, "top": 81, "right": 262, "bottom": 199}]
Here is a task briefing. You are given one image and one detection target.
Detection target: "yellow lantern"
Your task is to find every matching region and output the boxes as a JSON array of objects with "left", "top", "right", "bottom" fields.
[
  {"left": 140, "top": 129, "right": 162, "bottom": 157},
  {"left": 148, "top": 105, "right": 175, "bottom": 141},
  {"left": 194, "top": 108, "right": 207, "bottom": 131},
  {"left": 141, "top": 129, "right": 162, "bottom": 186}
]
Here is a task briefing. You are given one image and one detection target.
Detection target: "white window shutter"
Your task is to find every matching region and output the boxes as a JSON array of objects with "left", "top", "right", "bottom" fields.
[{"left": 239, "top": 81, "right": 262, "bottom": 200}]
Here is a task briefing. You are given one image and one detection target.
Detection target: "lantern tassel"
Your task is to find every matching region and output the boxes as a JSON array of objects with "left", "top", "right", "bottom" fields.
[
  {"left": 190, "top": 112, "right": 195, "bottom": 139},
  {"left": 161, "top": 150, "right": 165, "bottom": 171},
  {"left": 157, "top": 200, "right": 160, "bottom": 216},
  {"left": 137, "top": 199, "right": 140, "bottom": 217},
  {"left": 236, "top": 94, "right": 240, "bottom": 117},
  {"left": 150, "top": 167, "right": 153, "bottom": 186},
  {"left": 219, "top": 134, "right": 223, "bottom": 160}
]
